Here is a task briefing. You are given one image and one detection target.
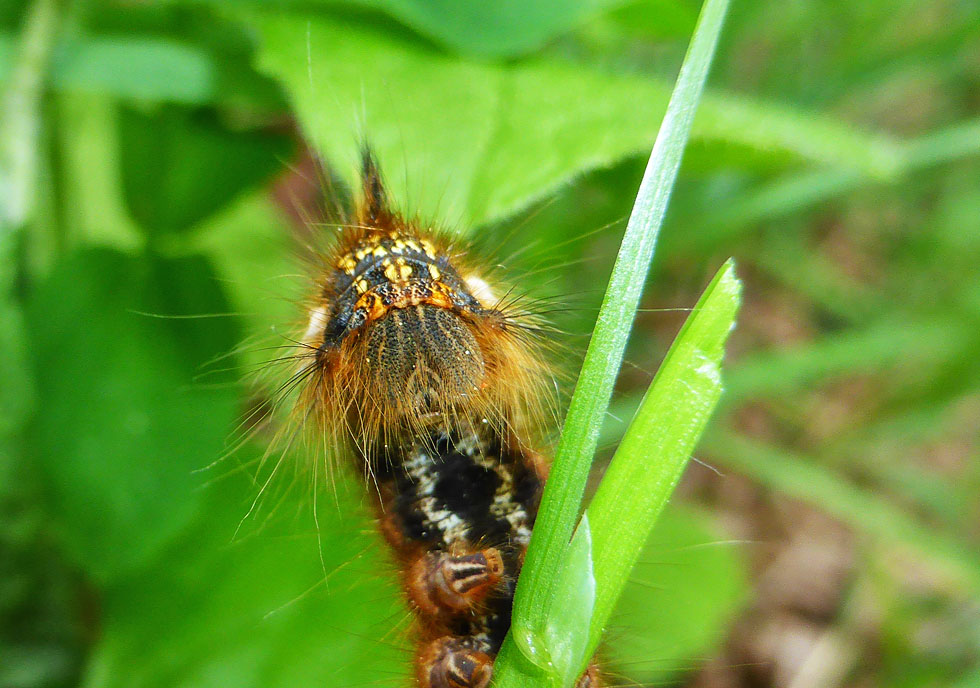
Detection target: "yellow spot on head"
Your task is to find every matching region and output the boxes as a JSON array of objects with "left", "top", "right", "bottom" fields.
[{"left": 337, "top": 254, "right": 357, "bottom": 274}]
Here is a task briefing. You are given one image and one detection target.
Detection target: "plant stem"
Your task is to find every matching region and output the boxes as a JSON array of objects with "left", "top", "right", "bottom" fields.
[{"left": 501, "top": 0, "right": 732, "bottom": 683}]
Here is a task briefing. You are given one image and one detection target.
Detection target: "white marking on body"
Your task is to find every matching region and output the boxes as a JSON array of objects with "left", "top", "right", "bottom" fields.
[
  {"left": 464, "top": 276, "right": 495, "bottom": 307},
  {"left": 303, "top": 306, "right": 328, "bottom": 343},
  {"left": 403, "top": 432, "right": 534, "bottom": 548}
]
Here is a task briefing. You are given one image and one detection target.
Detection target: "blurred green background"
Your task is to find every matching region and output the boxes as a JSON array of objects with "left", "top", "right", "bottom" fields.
[{"left": 2, "top": 1, "right": 979, "bottom": 687}]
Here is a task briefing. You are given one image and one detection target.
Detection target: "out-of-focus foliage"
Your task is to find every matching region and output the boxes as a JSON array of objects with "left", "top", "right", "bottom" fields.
[
  {"left": 1, "top": 1, "right": 978, "bottom": 687},
  {"left": 186, "top": 0, "right": 633, "bottom": 58},
  {"left": 245, "top": 9, "right": 901, "bottom": 227}
]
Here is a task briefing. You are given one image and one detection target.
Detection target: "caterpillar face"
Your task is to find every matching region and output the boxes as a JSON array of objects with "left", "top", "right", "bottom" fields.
[
  {"left": 294, "top": 152, "right": 549, "bottom": 447},
  {"left": 307, "top": 229, "right": 492, "bottom": 418}
]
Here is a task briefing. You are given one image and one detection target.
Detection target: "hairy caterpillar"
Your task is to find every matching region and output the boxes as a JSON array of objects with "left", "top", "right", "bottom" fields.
[{"left": 281, "top": 149, "right": 601, "bottom": 688}]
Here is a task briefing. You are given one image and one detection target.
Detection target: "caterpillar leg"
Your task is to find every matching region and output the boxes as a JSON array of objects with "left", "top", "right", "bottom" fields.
[
  {"left": 409, "top": 548, "right": 506, "bottom": 615},
  {"left": 418, "top": 638, "right": 600, "bottom": 688},
  {"left": 418, "top": 637, "right": 493, "bottom": 688}
]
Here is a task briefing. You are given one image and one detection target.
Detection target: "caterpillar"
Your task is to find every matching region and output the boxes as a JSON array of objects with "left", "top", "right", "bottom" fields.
[{"left": 287, "top": 149, "right": 600, "bottom": 688}]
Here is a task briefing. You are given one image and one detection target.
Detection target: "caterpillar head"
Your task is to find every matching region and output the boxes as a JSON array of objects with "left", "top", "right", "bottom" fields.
[{"left": 298, "top": 151, "right": 550, "bottom": 454}]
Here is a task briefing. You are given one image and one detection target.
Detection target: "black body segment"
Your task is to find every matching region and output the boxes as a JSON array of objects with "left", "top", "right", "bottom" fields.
[{"left": 371, "top": 428, "right": 543, "bottom": 655}]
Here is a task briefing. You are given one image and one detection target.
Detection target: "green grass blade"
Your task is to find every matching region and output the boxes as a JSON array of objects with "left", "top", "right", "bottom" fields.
[
  {"left": 701, "top": 115, "right": 980, "bottom": 234},
  {"left": 495, "top": 262, "right": 741, "bottom": 685},
  {"left": 582, "top": 259, "right": 741, "bottom": 660},
  {"left": 542, "top": 514, "right": 596, "bottom": 687},
  {"left": 723, "top": 316, "right": 969, "bottom": 404},
  {"left": 502, "top": 0, "right": 731, "bottom": 681},
  {"left": 695, "top": 92, "right": 904, "bottom": 179}
]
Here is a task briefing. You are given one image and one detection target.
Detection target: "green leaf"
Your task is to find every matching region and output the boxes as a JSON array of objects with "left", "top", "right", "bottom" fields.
[
  {"left": 0, "top": 300, "right": 33, "bottom": 436},
  {"left": 365, "top": 0, "right": 630, "bottom": 57},
  {"left": 583, "top": 259, "right": 740, "bottom": 659},
  {"left": 184, "top": 0, "right": 629, "bottom": 58},
  {"left": 242, "top": 9, "right": 899, "bottom": 230},
  {"left": 599, "top": 0, "right": 700, "bottom": 40},
  {"left": 82, "top": 469, "right": 407, "bottom": 688},
  {"left": 185, "top": 191, "right": 299, "bottom": 373},
  {"left": 368, "top": 0, "right": 628, "bottom": 57},
  {"left": 118, "top": 104, "right": 292, "bottom": 239},
  {"left": 25, "top": 248, "right": 240, "bottom": 581}
]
